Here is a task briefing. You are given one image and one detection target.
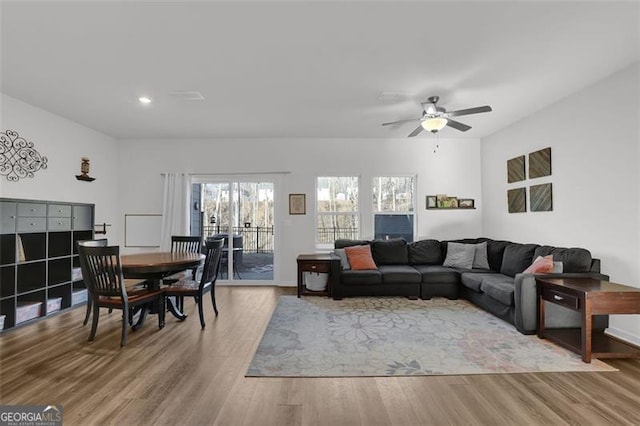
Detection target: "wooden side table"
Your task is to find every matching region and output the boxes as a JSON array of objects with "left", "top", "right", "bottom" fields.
[
  {"left": 297, "top": 254, "right": 338, "bottom": 297},
  {"left": 536, "top": 277, "right": 640, "bottom": 363}
]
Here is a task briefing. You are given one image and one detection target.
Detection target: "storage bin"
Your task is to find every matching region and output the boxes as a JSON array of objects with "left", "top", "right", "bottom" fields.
[
  {"left": 304, "top": 272, "right": 328, "bottom": 291},
  {"left": 16, "top": 302, "right": 42, "bottom": 324},
  {"left": 47, "top": 297, "right": 62, "bottom": 313},
  {"left": 72, "top": 289, "right": 88, "bottom": 305},
  {"left": 71, "top": 267, "right": 83, "bottom": 281}
]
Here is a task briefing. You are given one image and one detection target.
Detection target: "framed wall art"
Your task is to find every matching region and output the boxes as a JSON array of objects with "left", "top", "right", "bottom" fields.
[
  {"left": 289, "top": 193, "right": 306, "bottom": 215},
  {"left": 507, "top": 155, "right": 525, "bottom": 183},
  {"left": 529, "top": 147, "right": 551, "bottom": 178},
  {"left": 507, "top": 188, "right": 526, "bottom": 213}
]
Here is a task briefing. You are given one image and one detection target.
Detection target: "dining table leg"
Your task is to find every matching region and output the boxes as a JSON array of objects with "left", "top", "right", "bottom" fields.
[{"left": 166, "top": 296, "right": 188, "bottom": 321}]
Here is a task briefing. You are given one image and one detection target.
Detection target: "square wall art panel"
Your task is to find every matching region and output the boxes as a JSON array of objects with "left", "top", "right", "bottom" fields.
[
  {"left": 530, "top": 183, "right": 553, "bottom": 212},
  {"left": 529, "top": 147, "right": 551, "bottom": 178},
  {"left": 507, "top": 188, "right": 526, "bottom": 213},
  {"left": 507, "top": 155, "right": 525, "bottom": 183}
]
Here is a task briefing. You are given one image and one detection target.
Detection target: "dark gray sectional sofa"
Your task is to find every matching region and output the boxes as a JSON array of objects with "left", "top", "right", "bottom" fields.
[{"left": 332, "top": 238, "right": 609, "bottom": 334}]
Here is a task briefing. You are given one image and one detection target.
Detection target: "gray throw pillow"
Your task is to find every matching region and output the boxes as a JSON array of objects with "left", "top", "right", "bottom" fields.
[
  {"left": 552, "top": 261, "right": 563, "bottom": 273},
  {"left": 443, "top": 242, "right": 475, "bottom": 269},
  {"left": 472, "top": 242, "right": 490, "bottom": 269},
  {"left": 333, "top": 248, "right": 351, "bottom": 270}
]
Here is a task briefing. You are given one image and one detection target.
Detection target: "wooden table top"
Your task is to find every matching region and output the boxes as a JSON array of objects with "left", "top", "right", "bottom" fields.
[
  {"left": 121, "top": 252, "right": 204, "bottom": 275},
  {"left": 536, "top": 277, "right": 640, "bottom": 294}
]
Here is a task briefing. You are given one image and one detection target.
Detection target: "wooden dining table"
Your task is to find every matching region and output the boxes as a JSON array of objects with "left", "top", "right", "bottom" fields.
[{"left": 121, "top": 252, "right": 204, "bottom": 329}]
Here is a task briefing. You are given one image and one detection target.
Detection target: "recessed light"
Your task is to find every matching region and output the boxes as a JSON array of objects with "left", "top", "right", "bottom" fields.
[{"left": 138, "top": 97, "right": 152, "bottom": 104}]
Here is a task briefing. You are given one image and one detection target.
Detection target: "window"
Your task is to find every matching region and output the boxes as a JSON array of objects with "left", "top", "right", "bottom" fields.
[
  {"left": 372, "top": 176, "right": 415, "bottom": 242},
  {"left": 316, "top": 177, "right": 359, "bottom": 245}
]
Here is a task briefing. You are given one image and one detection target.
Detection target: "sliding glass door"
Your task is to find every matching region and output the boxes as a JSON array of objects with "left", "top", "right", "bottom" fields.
[{"left": 192, "top": 178, "right": 275, "bottom": 284}]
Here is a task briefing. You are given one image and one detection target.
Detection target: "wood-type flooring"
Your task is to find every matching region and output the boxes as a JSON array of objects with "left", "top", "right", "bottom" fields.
[{"left": 1, "top": 286, "right": 639, "bottom": 425}]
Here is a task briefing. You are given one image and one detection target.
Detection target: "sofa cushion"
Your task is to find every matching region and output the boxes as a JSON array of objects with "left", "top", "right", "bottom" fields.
[
  {"left": 500, "top": 243, "right": 539, "bottom": 277},
  {"left": 486, "top": 239, "right": 510, "bottom": 272},
  {"left": 335, "top": 239, "right": 369, "bottom": 249},
  {"left": 443, "top": 242, "right": 475, "bottom": 269},
  {"left": 480, "top": 277, "right": 515, "bottom": 306},
  {"left": 371, "top": 238, "right": 408, "bottom": 265},
  {"left": 472, "top": 242, "right": 490, "bottom": 269},
  {"left": 413, "top": 265, "right": 461, "bottom": 284},
  {"left": 333, "top": 248, "right": 351, "bottom": 270},
  {"left": 377, "top": 265, "right": 421, "bottom": 284},
  {"left": 460, "top": 272, "right": 499, "bottom": 292},
  {"left": 407, "top": 239, "right": 442, "bottom": 265},
  {"left": 345, "top": 245, "right": 377, "bottom": 270},
  {"left": 533, "top": 246, "right": 592, "bottom": 273},
  {"left": 340, "top": 269, "right": 382, "bottom": 286}
]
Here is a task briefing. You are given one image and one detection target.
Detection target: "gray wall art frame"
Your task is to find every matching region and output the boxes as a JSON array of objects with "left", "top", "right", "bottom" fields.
[
  {"left": 507, "top": 155, "right": 525, "bottom": 183},
  {"left": 529, "top": 147, "right": 551, "bottom": 178},
  {"left": 530, "top": 183, "right": 553, "bottom": 211},
  {"left": 507, "top": 187, "right": 527, "bottom": 213}
]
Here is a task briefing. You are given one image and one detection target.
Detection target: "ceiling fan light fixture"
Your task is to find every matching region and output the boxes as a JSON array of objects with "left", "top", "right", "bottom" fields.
[{"left": 422, "top": 117, "right": 448, "bottom": 133}]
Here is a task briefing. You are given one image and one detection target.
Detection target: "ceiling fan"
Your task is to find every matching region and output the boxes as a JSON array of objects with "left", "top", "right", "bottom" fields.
[{"left": 382, "top": 96, "right": 492, "bottom": 137}]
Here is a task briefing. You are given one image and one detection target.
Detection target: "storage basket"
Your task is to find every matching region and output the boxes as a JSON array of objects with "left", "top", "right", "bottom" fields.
[{"left": 304, "top": 272, "right": 328, "bottom": 291}]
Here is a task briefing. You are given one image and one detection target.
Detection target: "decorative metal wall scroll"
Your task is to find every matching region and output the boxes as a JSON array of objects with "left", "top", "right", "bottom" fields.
[{"left": 0, "top": 130, "right": 48, "bottom": 181}]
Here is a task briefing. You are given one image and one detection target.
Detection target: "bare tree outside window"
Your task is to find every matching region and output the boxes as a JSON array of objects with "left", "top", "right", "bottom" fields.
[{"left": 316, "top": 177, "right": 359, "bottom": 244}]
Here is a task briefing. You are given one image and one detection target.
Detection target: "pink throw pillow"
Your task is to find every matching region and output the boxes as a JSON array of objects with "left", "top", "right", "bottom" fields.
[{"left": 523, "top": 255, "right": 554, "bottom": 274}]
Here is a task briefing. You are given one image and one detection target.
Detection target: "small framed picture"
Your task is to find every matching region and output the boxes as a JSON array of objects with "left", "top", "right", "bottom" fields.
[
  {"left": 458, "top": 199, "right": 475, "bottom": 209},
  {"left": 426, "top": 195, "right": 437, "bottom": 209},
  {"left": 289, "top": 193, "right": 306, "bottom": 215}
]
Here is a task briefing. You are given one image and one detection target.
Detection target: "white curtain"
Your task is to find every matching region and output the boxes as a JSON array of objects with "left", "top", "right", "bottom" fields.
[{"left": 160, "top": 172, "right": 190, "bottom": 251}]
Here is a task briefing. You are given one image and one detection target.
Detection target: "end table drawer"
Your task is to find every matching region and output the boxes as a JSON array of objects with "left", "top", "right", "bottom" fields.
[
  {"left": 542, "top": 288, "right": 579, "bottom": 310},
  {"left": 302, "top": 262, "right": 330, "bottom": 273}
]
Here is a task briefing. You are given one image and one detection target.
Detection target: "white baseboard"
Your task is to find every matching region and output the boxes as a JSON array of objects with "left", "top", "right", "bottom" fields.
[{"left": 605, "top": 327, "right": 640, "bottom": 347}]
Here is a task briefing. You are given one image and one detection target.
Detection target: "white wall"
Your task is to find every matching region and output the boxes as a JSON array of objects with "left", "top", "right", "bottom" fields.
[
  {"left": 481, "top": 63, "right": 640, "bottom": 344},
  {"left": 0, "top": 94, "right": 120, "bottom": 241},
  {"left": 118, "top": 137, "right": 483, "bottom": 285}
]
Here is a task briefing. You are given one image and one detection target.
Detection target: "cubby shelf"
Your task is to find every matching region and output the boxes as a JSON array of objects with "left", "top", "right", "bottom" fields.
[{"left": 0, "top": 198, "right": 94, "bottom": 331}]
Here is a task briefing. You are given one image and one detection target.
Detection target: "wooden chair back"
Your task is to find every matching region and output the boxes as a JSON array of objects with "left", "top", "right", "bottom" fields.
[
  {"left": 78, "top": 245, "right": 127, "bottom": 299},
  {"left": 200, "top": 239, "right": 224, "bottom": 290},
  {"left": 171, "top": 236, "right": 202, "bottom": 254}
]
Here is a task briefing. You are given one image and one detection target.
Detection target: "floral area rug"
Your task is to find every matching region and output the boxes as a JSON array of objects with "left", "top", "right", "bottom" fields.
[{"left": 246, "top": 296, "right": 616, "bottom": 377}]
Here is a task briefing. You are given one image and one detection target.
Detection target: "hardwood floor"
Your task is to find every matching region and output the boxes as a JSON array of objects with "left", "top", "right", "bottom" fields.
[{"left": 1, "top": 286, "right": 639, "bottom": 425}]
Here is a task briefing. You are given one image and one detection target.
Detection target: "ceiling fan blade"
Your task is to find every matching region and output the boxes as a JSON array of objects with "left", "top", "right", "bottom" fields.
[
  {"left": 382, "top": 117, "right": 422, "bottom": 126},
  {"left": 408, "top": 125, "right": 424, "bottom": 137},
  {"left": 447, "top": 105, "right": 492, "bottom": 117},
  {"left": 446, "top": 119, "right": 472, "bottom": 132}
]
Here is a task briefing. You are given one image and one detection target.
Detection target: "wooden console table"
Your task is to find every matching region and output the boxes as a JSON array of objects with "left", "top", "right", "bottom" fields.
[
  {"left": 536, "top": 277, "right": 640, "bottom": 363},
  {"left": 297, "top": 254, "right": 337, "bottom": 298}
]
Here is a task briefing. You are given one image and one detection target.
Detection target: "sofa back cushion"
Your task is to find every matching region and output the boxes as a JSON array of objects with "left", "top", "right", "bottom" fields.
[
  {"left": 486, "top": 240, "right": 510, "bottom": 272},
  {"left": 408, "top": 239, "right": 443, "bottom": 265},
  {"left": 443, "top": 242, "right": 475, "bottom": 269},
  {"left": 500, "top": 243, "right": 539, "bottom": 277},
  {"left": 371, "top": 238, "right": 408, "bottom": 265},
  {"left": 533, "top": 246, "right": 592, "bottom": 273},
  {"left": 335, "top": 239, "right": 370, "bottom": 249}
]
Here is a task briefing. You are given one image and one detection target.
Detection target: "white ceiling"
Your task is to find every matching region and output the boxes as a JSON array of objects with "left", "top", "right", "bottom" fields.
[{"left": 1, "top": 1, "right": 638, "bottom": 139}]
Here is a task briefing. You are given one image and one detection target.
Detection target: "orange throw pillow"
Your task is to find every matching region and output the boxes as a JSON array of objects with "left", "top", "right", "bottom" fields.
[
  {"left": 344, "top": 245, "right": 378, "bottom": 270},
  {"left": 523, "top": 255, "right": 554, "bottom": 274}
]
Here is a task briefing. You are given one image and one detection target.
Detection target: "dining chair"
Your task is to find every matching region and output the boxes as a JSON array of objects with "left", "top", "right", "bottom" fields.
[
  {"left": 76, "top": 239, "right": 108, "bottom": 326},
  {"left": 169, "top": 235, "right": 202, "bottom": 280},
  {"left": 163, "top": 238, "right": 224, "bottom": 329},
  {"left": 78, "top": 245, "right": 165, "bottom": 347}
]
